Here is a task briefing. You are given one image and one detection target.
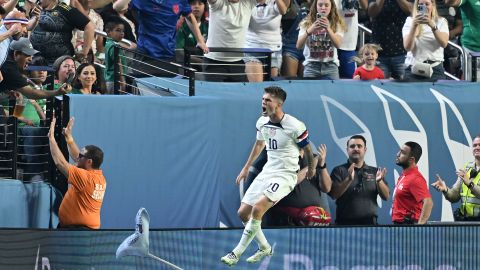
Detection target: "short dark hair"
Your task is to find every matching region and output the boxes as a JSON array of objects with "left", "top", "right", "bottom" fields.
[
  {"left": 264, "top": 86, "right": 286, "bottom": 103},
  {"left": 85, "top": 145, "right": 104, "bottom": 169},
  {"left": 405, "top": 141, "right": 422, "bottom": 163},
  {"left": 347, "top": 135, "right": 366, "bottom": 147},
  {"left": 105, "top": 16, "right": 125, "bottom": 33}
]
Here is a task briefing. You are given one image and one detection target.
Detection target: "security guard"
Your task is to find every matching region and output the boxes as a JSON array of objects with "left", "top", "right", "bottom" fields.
[{"left": 432, "top": 136, "right": 480, "bottom": 221}]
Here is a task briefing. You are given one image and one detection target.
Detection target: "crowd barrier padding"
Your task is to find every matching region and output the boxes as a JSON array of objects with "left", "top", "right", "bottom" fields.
[{"left": 0, "top": 225, "right": 478, "bottom": 269}]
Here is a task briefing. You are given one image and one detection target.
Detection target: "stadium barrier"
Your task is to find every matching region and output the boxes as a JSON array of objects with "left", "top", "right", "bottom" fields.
[{"left": 1, "top": 224, "right": 479, "bottom": 269}]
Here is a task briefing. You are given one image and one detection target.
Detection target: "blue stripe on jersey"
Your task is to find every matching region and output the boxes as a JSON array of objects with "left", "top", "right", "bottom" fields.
[{"left": 297, "top": 137, "right": 310, "bottom": 148}]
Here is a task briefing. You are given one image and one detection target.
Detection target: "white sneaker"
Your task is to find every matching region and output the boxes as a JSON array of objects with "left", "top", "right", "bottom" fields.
[
  {"left": 221, "top": 252, "right": 240, "bottom": 266},
  {"left": 246, "top": 246, "right": 273, "bottom": 263}
]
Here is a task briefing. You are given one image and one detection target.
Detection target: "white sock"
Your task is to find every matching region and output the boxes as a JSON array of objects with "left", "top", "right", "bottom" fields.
[
  {"left": 243, "top": 221, "right": 270, "bottom": 250},
  {"left": 232, "top": 219, "right": 261, "bottom": 256}
]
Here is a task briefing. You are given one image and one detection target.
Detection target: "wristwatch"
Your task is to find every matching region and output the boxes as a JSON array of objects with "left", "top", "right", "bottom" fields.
[
  {"left": 468, "top": 182, "right": 475, "bottom": 189},
  {"left": 318, "top": 163, "right": 327, "bottom": 170},
  {"left": 431, "top": 24, "right": 438, "bottom": 32}
]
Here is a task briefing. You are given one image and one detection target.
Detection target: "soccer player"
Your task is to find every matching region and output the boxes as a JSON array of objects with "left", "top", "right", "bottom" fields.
[{"left": 221, "top": 86, "right": 316, "bottom": 266}]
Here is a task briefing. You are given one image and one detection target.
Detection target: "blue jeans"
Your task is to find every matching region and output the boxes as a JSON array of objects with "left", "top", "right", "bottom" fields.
[
  {"left": 303, "top": 62, "right": 339, "bottom": 80},
  {"left": 377, "top": 55, "right": 406, "bottom": 80},
  {"left": 338, "top": 49, "right": 357, "bottom": 79}
]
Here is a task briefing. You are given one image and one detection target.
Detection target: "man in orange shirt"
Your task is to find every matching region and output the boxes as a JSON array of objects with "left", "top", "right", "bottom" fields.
[{"left": 49, "top": 117, "right": 106, "bottom": 229}]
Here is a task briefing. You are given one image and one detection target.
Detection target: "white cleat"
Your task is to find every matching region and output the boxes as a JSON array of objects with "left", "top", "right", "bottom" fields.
[
  {"left": 246, "top": 246, "right": 273, "bottom": 263},
  {"left": 221, "top": 252, "right": 240, "bottom": 266}
]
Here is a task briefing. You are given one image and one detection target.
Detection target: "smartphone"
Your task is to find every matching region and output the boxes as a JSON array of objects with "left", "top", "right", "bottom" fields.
[
  {"left": 417, "top": 4, "right": 427, "bottom": 15},
  {"left": 316, "top": 13, "right": 324, "bottom": 20},
  {"left": 66, "top": 72, "right": 75, "bottom": 85}
]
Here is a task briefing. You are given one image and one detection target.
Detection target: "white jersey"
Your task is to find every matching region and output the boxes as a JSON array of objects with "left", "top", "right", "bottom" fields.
[{"left": 256, "top": 114, "right": 309, "bottom": 175}]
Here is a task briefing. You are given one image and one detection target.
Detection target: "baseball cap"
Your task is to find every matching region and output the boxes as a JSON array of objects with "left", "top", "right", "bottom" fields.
[{"left": 9, "top": 37, "right": 39, "bottom": 56}]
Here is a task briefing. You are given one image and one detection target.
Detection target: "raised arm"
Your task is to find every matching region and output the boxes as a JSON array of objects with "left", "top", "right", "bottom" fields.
[
  {"left": 329, "top": 163, "right": 355, "bottom": 199},
  {"left": 236, "top": 140, "right": 266, "bottom": 184},
  {"left": 376, "top": 167, "right": 389, "bottom": 200},
  {"left": 316, "top": 144, "right": 331, "bottom": 193},
  {"left": 2, "top": 0, "right": 18, "bottom": 18},
  {"left": 48, "top": 118, "right": 70, "bottom": 176},
  {"left": 185, "top": 13, "right": 209, "bottom": 53},
  {"left": 396, "top": 0, "right": 413, "bottom": 14},
  {"left": 431, "top": 174, "right": 462, "bottom": 203},
  {"left": 92, "top": 0, "right": 116, "bottom": 9},
  {"left": 368, "top": 0, "right": 385, "bottom": 18},
  {"left": 62, "top": 117, "right": 81, "bottom": 162},
  {"left": 113, "top": 0, "right": 131, "bottom": 12},
  {"left": 276, "top": 0, "right": 290, "bottom": 15}
]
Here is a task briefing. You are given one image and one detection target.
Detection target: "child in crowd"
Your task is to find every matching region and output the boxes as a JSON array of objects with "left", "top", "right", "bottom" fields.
[
  {"left": 352, "top": 43, "right": 385, "bottom": 80},
  {"left": 296, "top": 0, "right": 346, "bottom": 79},
  {"left": 104, "top": 16, "right": 127, "bottom": 94}
]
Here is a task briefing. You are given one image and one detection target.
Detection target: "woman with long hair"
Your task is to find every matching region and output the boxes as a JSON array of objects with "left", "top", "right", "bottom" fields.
[
  {"left": 402, "top": 0, "right": 449, "bottom": 81},
  {"left": 71, "top": 63, "right": 104, "bottom": 94},
  {"left": 296, "top": 0, "right": 346, "bottom": 79}
]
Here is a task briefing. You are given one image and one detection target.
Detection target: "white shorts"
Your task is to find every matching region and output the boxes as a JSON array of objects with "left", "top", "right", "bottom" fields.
[{"left": 241, "top": 172, "right": 297, "bottom": 206}]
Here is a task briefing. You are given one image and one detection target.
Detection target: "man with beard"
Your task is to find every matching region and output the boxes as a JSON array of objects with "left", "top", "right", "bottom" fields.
[
  {"left": 49, "top": 117, "right": 106, "bottom": 229},
  {"left": 392, "top": 141, "right": 433, "bottom": 224},
  {"left": 329, "top": 135, "right": 389, "bottom": 225}
]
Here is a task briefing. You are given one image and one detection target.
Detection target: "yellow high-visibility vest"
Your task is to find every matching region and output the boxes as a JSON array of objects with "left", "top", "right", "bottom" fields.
[{"left": 460, "top": 162, "right": 480, "bottom": 217}]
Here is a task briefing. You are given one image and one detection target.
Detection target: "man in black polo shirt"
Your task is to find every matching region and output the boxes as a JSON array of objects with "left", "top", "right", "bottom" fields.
[{"left": 329, "top": 135, "right": 389, "bottom": 225}]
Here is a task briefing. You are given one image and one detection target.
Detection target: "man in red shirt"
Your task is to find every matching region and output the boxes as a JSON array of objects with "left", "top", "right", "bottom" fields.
[{"left": 392, "top": 141, "right": 433, "bottom": 224}]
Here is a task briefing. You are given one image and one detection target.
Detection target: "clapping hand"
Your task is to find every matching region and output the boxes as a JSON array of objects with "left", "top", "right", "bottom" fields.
[{"left": 376, "top": 167, "right": 387, "bottom": 182}]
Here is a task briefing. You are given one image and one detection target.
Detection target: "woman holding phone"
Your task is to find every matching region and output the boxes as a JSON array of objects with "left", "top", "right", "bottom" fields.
[
  {"left": 296, "top": 0, "right": 345, "bottom": 79},
  {"left": 402, "top": 0, "right": 449, "bottom": 81}
]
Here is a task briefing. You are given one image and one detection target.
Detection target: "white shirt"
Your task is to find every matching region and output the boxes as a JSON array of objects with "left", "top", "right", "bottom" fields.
[
  {"left": 0, "top": 25, "right": 11, "bottom": 67},
  {"left": 337, "top": 0, "right": 358, "bottom": 51},
  {"left": 402, "top": 16, "right": 449, "bottom": 66},
  {"left": 256, "top": 114, "right": 309, "bottom": 174},
  {"left": 299, "top": 24, "right": 344, "bottom": 66},
  {"left": 205, "top": 0, "right": 257, "bottom": 62},
  {"left": 245, "top": 0, "right": 282, "bottom": 51}
]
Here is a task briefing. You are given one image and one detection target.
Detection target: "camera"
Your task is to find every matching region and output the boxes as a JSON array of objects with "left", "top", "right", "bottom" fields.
[{"left": 417, "top": 3, "right": 427, "bottom": 15}]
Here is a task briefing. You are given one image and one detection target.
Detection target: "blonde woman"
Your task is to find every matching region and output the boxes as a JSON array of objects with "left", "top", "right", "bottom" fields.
[
  {"left": 402, "top": 0, "right": 449, "bottom": 81},
  {"left": 296, "top": 0, "right": 346, "bottom": 79}
]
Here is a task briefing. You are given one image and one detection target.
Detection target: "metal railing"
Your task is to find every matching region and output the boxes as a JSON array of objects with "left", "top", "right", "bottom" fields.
[
  {"left": 358, "top": 24, "right": 465, "bottom": 81},
  {"left": 183, "top": 47, "right": 273, "bottom": 82},
  {"left": 112, "top": 45, "right": 197, "bottom": 96}
]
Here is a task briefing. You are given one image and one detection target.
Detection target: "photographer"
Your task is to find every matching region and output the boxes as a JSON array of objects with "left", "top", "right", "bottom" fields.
[
  {"left": 402, "top": 0, "right": 449, "bottom": 82},
  {"left": 432, "top": 135, "right": 480, "bottom": 221}
]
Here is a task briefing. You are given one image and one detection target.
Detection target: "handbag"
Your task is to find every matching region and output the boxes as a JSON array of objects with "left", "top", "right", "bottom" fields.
[{"left": 411, "top": 61, "right": 441, "bottom": 78}]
